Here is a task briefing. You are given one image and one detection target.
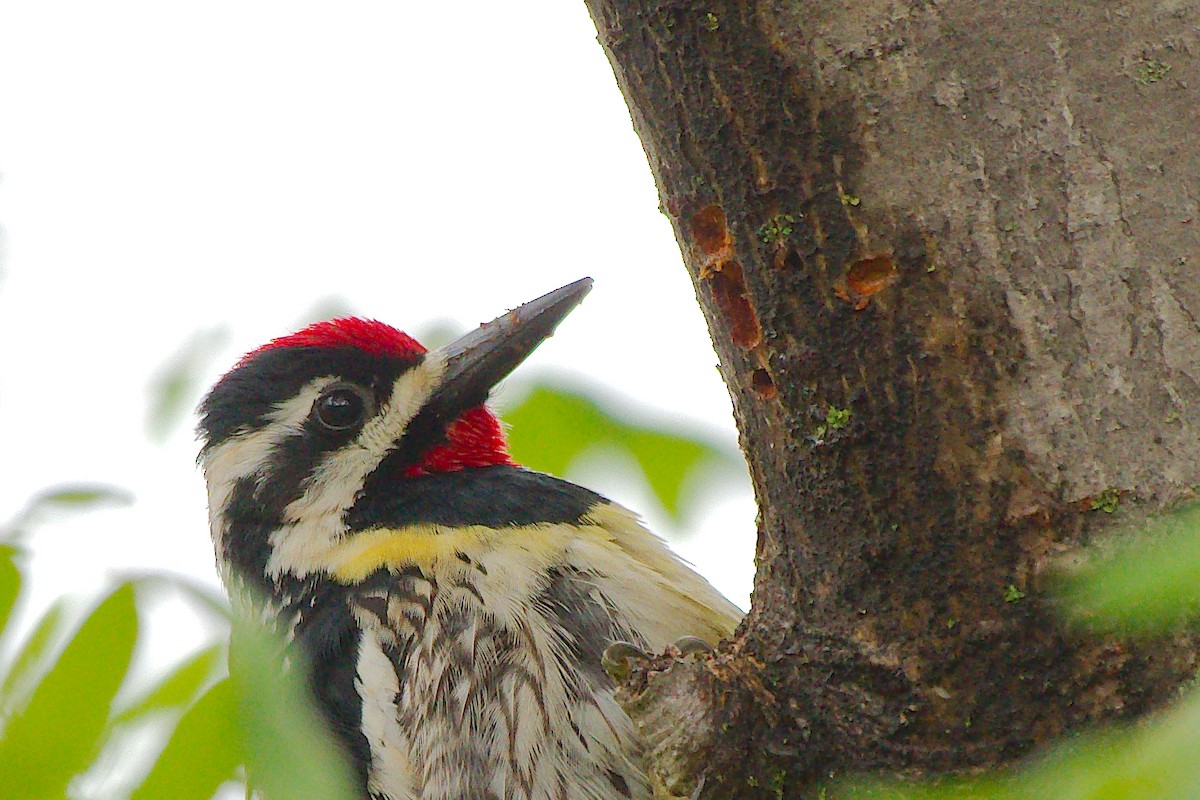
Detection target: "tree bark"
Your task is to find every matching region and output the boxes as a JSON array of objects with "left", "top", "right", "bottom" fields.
[{"left": 581, "top": 1, "right": 1200, "bottom": 797}]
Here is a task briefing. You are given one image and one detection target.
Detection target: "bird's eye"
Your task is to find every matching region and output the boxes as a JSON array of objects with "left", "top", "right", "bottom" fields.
[{"left": 315, "top": 384, "right": 372, "bottom": 431}]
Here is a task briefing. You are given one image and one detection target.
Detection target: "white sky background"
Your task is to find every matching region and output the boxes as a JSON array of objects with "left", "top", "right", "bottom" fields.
[{"left": 0, "top": 1, "right": 756, "bottom": 669}]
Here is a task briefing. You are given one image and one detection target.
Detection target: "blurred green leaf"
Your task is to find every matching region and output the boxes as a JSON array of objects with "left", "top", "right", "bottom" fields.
[
  {"left": 0, "top": 546, "right": 21, "bottom": 637},
  {"left": 0, "top": 599, "right": 71, "bottom": 715},
  {"left": 504, "top": 385, "right": 599, "bottom": 478},
  {"left": 1059, "top": 504, "right": 1200, "bottom": 634},
  {"left": 122, "top": 570, "right": 232, "bottom": 624},
  {"left": 114, "top": 644, "right": 225, "bottom": 724},
  {"left": 2, "top": 484, "right": 134, "bottom": 541},
  {"left": 126, "top": 602, "right": 354, "bottom": 800},
  {"left": 229, "top": 617, "right": 358, "bottom": 800},
  {"left": 130, "top": 678, "right": 243, "bottom": 800},
  {"left": 147, "top": 326, "right": 229, "bottom": 443},
  {"left": 0, "top": 584, "right": 138, "bottom": 800},
  {"left": 503, "top": 382, "right": 740, "bottom": 522},
  {"left": 32, "top": 485, "right": 134, "bottom": 509},
  {"left": 622, "top": 427, "right": 716, "bottom": 520}
]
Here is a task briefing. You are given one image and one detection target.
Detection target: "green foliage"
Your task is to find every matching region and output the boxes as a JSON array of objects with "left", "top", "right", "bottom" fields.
[
  {"left": 130, "top": 679, "right": 243, "bottom": 800},
  {"left": 1090, "top": 487, "right": 1121, "bottom": 514},
  {"left": 502, "top": 381, "right": 742, "bottom": 523},
  {"left": 0, "top": 598, "right": 70, "bottom": 713},
  {"left": 825, "top": 406, "right": 851, "bottom": 431},
  {"left": 0, "top": 509, "right": 354, "bottom": 799},
  {"left": 230, "top": 617, "right": 358, "bottom": 800},
  {"left": 1060, "top": 504, "right": 1200, "bottom": 635},
  {"left": 1003, "top": 584, "right": 1025, "bottom": 604},
  {"left": 0, "top": 547, "right": 20, "bottom": 647},
  {"left": 113, "top": 645, "right": 224, "bottom": 724},
  {"left": 26, "top": 486, "right": 133, "bottom": 510},
  {"left": 1, "top": 484, "right": 134, "bottom": 539},
  {"left": 0, "top": 585, "right": 138, "bottom": 799},
  {"left": 1133, "top": 56, "right": 1172, "bottom": 86},
  {"left": 757, "top": 214, "right": 797, "bottom": 245},
  {"left": 131, "top": 621, "right": 358, "bottom": 800}
]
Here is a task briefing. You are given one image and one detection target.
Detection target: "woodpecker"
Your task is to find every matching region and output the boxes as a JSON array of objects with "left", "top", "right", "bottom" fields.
[{"left": 198, "top": 278, "right": 742, "bottom": 800}]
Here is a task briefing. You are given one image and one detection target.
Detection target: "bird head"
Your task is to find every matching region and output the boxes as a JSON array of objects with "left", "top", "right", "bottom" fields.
[{"left": 198, "top": 278, "right": 592, "bottom": 597}]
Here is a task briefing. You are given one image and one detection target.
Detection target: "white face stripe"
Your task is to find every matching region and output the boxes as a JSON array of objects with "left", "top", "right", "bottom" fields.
[
  {"left": 265, "top": 352, "right": 447, "bottom": 580},
  {"left": 202, "top": 377, "right": 336, "bottom": 559}
]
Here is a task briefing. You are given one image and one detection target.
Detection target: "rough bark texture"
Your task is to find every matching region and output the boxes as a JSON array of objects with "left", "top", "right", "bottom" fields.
[{"left": 582, "top": 1, "right": 1200, "bottom": 797}]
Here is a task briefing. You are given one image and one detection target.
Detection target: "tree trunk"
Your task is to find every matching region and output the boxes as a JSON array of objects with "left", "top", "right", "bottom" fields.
[{"left": 580, "top": 1, "right": 1200, "bottom": 796}]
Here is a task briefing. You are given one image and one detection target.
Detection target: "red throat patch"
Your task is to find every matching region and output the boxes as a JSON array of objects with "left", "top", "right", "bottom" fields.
[
  {"left": 246, "top": 317, "right": 515, "bottom": 476},
  {"left": 405, "top": 406, "right": 515, "bottom": 477}
]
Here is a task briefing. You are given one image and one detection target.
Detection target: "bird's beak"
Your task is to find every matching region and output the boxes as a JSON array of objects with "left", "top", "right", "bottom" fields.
[{"left": 428, "top": 277, "right": 593, "bottom": 415}]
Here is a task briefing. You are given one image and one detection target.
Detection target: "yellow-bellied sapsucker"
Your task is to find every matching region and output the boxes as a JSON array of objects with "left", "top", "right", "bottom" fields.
[{"left": 197, "top": 279, "right": 742, "bottom": 800}]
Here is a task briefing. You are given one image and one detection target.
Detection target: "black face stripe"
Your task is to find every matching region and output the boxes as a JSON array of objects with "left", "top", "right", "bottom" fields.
[
  {"left": 198, "top": 346, "right": 421, "bottom": 454},
  {"left": 346, "top": 464, "right": 605, "bottom": 532},
  {"left": 221, "top": 477, "right": 277, "bottom": 592},
  {"left": 288, "top": 585, "right": 372, "bottom": 797},
  {"left": 251, "top": 404, "right": 384, "bottom": 516},
  {"left": 355, "top": 371, "right": 491, "bottom": 481},
  {"left": 345, "top": 393, "right": 464, "bottom": 495}
]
